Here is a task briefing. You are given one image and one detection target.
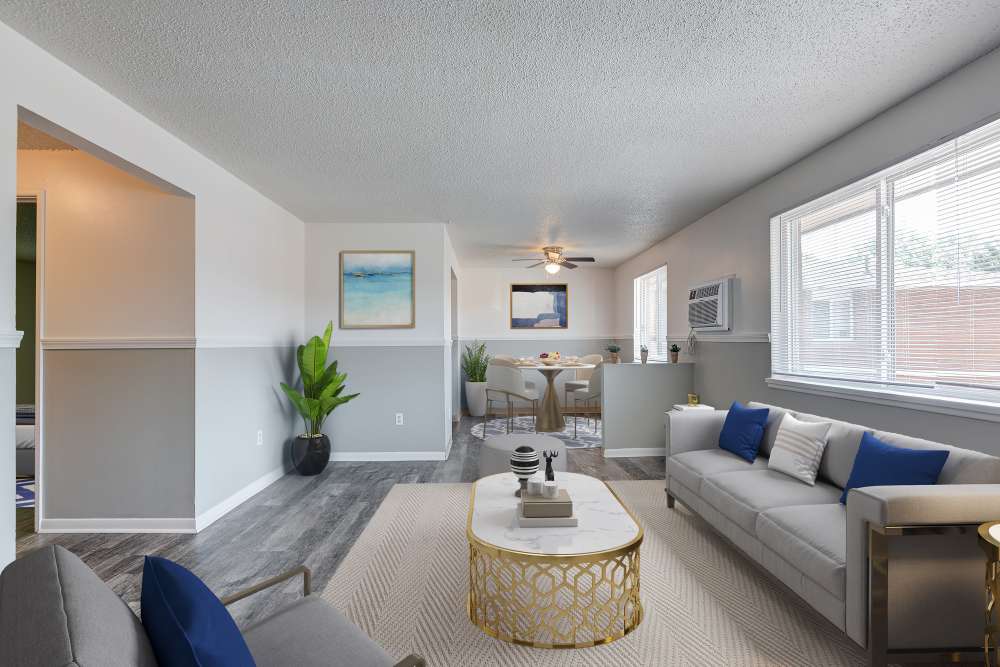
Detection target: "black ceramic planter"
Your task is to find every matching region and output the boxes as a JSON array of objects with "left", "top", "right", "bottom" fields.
[{"left": 292, "top": 434, "right": 331, "bottom": 476}]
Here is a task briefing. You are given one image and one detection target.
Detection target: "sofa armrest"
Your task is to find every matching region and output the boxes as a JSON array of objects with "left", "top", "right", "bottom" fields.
[
  {"left": 666, "top": 410, "right": 727, "bottom": 457},
  {"left": 847, "top": 484, "right": 1000, "bottom": 528}
]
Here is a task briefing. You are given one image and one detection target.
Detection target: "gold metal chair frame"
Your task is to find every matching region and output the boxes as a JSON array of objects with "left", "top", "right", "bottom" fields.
[
  {"left": 484, "top": 388, "right": 538, "bottom": 433},
  {"left": 466, "top": 479, "right": 643, "bottom": 649}
]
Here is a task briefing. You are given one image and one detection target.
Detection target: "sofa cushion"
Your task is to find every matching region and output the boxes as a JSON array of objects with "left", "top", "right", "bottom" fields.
[
  {"left": 668, "top": 449, "right": 767, "bottom": 494},
  {"left": 747, "top": 401, "right": 788, "bottom": 457},
  {"left": 141, "top": 556, "right": 255, "bottom": 667},
  {"left": 840, "top": 432, "right": 949, "bottom": 504},
  {"left": 793, "top": 412, "right": 869, "bottom": 488},
  {"left": 718, "top": 402, "right": 769, "bottom": 462},
  {"left": 873, "top": 430, "right": 1000, "bottom": 484},
  {"left": 243, "top": 596, "right": 395, "bottom": 667},
  {"left": 756, "top": 504, "right": 846, "bottom": 599},
  {"left": 700, "top": 469, "right": 842, "bottom": 534},
  {"left": 0, "top": 545, "right": 157, "bottom": 667}
]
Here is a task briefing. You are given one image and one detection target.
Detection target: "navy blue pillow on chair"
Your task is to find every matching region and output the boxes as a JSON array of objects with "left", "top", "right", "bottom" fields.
[
  {"left": 839, "top": 432, "right": 950, "bottom": 504},
  {"left": 718, "top": 402, "right": 770, "bottom": 462},
  {"left": 141, "top": 556, "right": 256, "bottom": 667}
]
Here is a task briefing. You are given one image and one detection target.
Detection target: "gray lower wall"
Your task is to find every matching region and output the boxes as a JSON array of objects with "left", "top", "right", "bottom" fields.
[
  {"left": 459, "top": 338, "right": 617, "bottom": 409},
  {"left": 43, "top": 349, "right": 195, "bottom": 519},
  {"left": 602, "top": 362, "right": 694, "bottom": 452},
  {"left": 194, "top": 347, "right": 297, "bottom": 515},
  {"left": 693, "top": 341, "right": 1000, "bottom": 456},
  {"left": 323, "top": 345, "right": 448, "bottom": 456}
]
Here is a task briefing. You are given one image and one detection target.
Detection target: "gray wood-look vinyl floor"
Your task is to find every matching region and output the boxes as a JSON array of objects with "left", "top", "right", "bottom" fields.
[{"left": 14, "top": 418, "right": 664, "bottom": 627}]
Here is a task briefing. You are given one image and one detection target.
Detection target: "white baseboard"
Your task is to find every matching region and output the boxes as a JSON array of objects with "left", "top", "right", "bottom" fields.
[
  {"left": 38, "top": 517, "right": 197, "bottom": 534},
  {"left": 195, "top": 465, "right": 288, "bottom": 532},
  {"left": 331, "top": 450, "right": 448, "bottom": 462},
  {"left": 603, "top": 447, "right": 666, "bottom": 458}
]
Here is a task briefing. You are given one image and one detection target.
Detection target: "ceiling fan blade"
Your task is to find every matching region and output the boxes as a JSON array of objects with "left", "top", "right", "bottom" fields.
[
  {"left": 512, "top": 258, "right": 542, "bottom": 261},
  {"left": 561, "top": 261, "right": 578, "bottom": 269},
  {"left": 563, "top": 257, "right": 595, "bottom": 262},
  {"left": 526, "top": 261, "right": 545, "bottom": 268}
]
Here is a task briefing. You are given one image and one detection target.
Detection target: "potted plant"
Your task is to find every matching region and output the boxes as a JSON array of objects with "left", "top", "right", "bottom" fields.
[
  {"left": 606, "top": 344, "right": 621, "bottom": 364},
  {"left": 640, "top": 344, "right": 649, "bottom": 365},
  {"left": 669, "top": 343, "right": 681, "bottom": 363},
  {"left": 462, "top": 340, "right": 491, "bottom": 417},
  {"left": 280, "top": 321, "right": 359, "bottom": 476}
]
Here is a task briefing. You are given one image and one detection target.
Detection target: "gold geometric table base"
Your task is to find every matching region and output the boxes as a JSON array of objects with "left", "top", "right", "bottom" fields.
[{"left": 467, "top": 541, "right": 642, "bottom": 649}]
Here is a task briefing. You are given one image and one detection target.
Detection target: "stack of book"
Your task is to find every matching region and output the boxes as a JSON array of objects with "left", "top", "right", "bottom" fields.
[{"left": 517, "top": 489, "right": 577, "bottom": 527}]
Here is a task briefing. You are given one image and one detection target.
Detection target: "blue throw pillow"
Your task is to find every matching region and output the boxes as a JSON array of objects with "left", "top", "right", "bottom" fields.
[
  {"left": 718, "top": 402, "right": 769, "bottom": 462},
  {"left": 141, "top": 556, "right": 256, "bottom": 667},
  {"left": 839, "top": 432, "right": 950, "bottom": 504}
]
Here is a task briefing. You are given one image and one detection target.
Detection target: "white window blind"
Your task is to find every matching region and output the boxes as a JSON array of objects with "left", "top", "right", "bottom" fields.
[
  {"left": 634, "top": 266, "right": 668, "bottom": 361},
  {"left": 771, "top": 116, "right": 1000, "bottom": 403}
]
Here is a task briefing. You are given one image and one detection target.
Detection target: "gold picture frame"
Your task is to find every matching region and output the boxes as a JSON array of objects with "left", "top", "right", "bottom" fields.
[
  {"left": 339, "top": 250, "right": 415, "bottom": 329},
  {"left": 509, "top": 283, "right": 569, "bottom": 329}
]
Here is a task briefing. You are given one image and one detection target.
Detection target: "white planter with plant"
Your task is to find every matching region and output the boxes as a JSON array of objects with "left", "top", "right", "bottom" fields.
[{"left": 462, "top": 340, "right": 491, "bottom": 417}]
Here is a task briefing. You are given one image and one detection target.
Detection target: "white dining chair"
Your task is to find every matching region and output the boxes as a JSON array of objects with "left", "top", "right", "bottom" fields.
[
  {"left": 564, "top": 354, "right": 603, "bottom": 412},
  {"left": 489, "top": 356, "right": 536, "bottom": 392},
  {"left": 485, "top": 364, "right": 540, "bottom": 433},
  {"left": 570, "top": 364, "right": 602, "bottom": 438}
]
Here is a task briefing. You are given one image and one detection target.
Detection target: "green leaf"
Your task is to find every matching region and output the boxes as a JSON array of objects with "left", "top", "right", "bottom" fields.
[
  {"left": 280, "top": 383, "right": 311, "bottom": 425},
  {"left": 300, "top": 336, "right": 327, "bottom": 392},
  {"left": 322, "top": 320, "right": 333, "bottom": 351}
]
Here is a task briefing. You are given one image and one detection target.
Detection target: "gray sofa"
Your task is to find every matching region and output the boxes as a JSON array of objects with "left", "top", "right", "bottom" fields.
[
  {"left": 0, "top": 545, "right": 424, "bottom": 666},
  {"left": 666, "top": 401, "right": 1000, "bottom": 665}
]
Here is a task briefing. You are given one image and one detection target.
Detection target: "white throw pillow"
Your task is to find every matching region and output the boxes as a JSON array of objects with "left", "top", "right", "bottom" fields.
[{"left": 767, "top": 414, "right": 831, "bottom": 485}]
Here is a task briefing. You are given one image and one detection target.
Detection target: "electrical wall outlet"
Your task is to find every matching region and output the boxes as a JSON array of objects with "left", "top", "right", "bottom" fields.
[
  {"left": 256, "top": 430, "right": 264, "bottom": 446},
  {"left": 395, "top": 413, "right": 404, "bottom": 426}
]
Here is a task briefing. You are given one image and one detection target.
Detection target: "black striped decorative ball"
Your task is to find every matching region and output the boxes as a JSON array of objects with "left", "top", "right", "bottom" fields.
[{"left": 509, "top": 446, "right": 540, "bottom": 480}]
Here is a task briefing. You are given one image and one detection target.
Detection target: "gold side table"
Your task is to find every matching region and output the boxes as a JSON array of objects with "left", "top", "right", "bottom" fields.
[{"left": 979, "top": 521, "right": 1000, "bottom": 666}]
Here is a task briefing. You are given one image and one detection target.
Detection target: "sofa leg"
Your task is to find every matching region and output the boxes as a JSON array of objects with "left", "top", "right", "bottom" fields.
[{"left": 666, "top": 492, "right": 675, "bottom": 509}]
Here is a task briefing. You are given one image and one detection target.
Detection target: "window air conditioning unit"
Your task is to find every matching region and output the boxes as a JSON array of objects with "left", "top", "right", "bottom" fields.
[{"left": 687, "top": 277, "right": 731, "bottom": 332}]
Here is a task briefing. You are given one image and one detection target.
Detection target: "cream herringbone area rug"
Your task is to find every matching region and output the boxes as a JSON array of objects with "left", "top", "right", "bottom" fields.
[{"left": 322, "top": 482, "right": 866, "bottom": 666}]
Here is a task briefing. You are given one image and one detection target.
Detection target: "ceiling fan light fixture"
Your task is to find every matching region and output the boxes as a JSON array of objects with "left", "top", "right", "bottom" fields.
[{"left": 544, "top": 262, "right": 561, "bottom": 275}]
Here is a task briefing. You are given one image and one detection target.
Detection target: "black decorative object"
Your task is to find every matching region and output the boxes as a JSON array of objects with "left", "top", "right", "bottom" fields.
[
  {"left": 509, "top": 446, "right": 540, "bottom": 497},
  {"left": 291, "top": 434, "right": 331, "bottom": 476},
  {"left": 543, "top": 450, "right": 559, "bottom": 482}
]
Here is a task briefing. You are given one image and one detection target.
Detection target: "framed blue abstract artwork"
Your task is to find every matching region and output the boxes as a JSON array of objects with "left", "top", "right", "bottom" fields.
[
  {"left": 509, "top": 283, "right": 568, "bottom": 329},
  {"left": 339, "top": 251, "right": 415, "bottom": 329}
]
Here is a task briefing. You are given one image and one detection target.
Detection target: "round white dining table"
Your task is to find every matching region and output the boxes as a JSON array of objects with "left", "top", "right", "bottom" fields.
[{"left": 511, "top": 361, "right": 596, "bottom": 432}]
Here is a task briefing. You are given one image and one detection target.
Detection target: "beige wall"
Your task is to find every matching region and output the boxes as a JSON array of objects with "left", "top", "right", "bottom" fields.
[{"left": 17, "top": 149, "right": 194, "bottom": 339}]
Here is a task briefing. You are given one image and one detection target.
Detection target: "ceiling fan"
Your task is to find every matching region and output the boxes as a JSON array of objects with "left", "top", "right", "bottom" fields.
[{"left": 513, "top": 246, "right": 596, "bottom": 274}]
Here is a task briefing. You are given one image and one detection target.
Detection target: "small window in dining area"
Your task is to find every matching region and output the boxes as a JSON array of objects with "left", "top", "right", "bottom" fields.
[{"left": 633, "top": 265, "right": 668, "bottom": 361}]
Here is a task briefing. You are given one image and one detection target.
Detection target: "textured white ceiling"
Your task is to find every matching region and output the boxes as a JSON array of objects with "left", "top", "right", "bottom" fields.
[
  {"left": 3, "top": 2, "right": 1000, "bottom": 266},
  {"left": 17, "top": 121, "right": 75, "bottom": 151}
]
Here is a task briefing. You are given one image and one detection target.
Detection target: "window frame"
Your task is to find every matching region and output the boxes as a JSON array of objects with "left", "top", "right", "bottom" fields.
[
  {"left": 633, "top": 264, "right": 668, "bottom": 362},
  {"left": 768, "top": 116, "right": 1000, "bottom": 421}
]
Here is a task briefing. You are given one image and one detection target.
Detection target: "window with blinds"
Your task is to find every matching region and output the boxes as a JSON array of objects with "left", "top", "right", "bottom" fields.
[
  {"left": 634, "top": 265, "right": 668, "bottom": 361},
  {"left": 770, "top": 116, "right": 1000, "bottom": 404}
]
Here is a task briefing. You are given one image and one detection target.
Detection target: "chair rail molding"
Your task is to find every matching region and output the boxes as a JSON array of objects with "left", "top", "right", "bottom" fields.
[
  {"left": 0, "top": 330, "right": 24, "bottom": 348},
  {"left": 41, "top": 337, "right": 196, "bottom": 349}
]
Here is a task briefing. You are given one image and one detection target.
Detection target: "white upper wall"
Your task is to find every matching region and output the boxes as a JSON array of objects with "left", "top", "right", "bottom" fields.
[
  {"left": 459, "top": 266, "right": 616, "bottom": 340},
  {"left": 614, "top": 46, "right": 1000, "bottom": 341},
  {"left": 18, "top": 149, "right": 195, "bottom": 340},
  {"left": 305, "top": 222, "right": 448, "bottom": 344},
  {"left": 0, "top": 21, "right": 305, "bottom": 348}
]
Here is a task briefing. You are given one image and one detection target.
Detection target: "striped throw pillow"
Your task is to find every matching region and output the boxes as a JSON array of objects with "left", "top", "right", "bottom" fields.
[{"left": 767, "top": 414, "right": 831, "bottom": 485}]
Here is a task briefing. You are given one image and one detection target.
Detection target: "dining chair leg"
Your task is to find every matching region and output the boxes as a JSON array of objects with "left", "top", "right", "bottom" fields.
[
  {"left": 574, "top": 398, "right": 578, "bottom": 439},
  {"left": 506, "top": 399, "right": 512, "bottom": 433}
]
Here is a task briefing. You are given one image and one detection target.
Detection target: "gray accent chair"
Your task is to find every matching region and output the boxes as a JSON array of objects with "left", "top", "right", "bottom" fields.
[
  {"left": 0, "top": 545, "right": 425, "bottom": 667},
  {"left": 665, "top": 401, "right": 1000, "bottom": 667}
]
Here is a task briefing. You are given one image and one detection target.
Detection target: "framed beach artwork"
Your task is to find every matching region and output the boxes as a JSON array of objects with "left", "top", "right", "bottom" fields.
[
  {"left": 509, "top": 283, "right": 568, "bottom": 329},
  {"left": 339, "top": 251, "right": 415, "bottom": 329}
]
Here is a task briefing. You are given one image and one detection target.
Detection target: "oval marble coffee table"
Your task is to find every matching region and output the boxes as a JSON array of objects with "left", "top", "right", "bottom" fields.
[{"left": 466, "top": 472, "right": 643, "bottom": 649}]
